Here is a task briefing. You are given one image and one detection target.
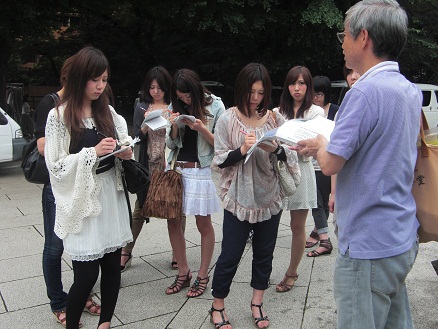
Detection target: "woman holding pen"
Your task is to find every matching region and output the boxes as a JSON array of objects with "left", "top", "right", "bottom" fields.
[
  {"left": 120, "top": 66, "right": 187, "bottom": 272},
  {"left": 210, "top": 63, "right": 299, "bottom": 328},
  {"left": 44, "top": 46, "right": 133, "bottom": 329},
  {"left": 165, "top": 68, "right": 224, "bottom": 298}
]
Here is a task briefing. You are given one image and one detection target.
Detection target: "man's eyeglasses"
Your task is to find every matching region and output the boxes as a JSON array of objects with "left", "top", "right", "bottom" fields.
[
  {"left": 337, "top": 32, "right": 345, "bottom": 44},
  {"left": 314, "top": 92, "right": 324, "bottom": 98}
]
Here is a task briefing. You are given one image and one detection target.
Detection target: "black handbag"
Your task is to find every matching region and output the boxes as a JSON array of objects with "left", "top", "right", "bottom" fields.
[
  {"left": 122, "top": 159, "right": 150, "bottom": 194},
  {"left": 21, "top": 139, "right": 50, "bottom": 184}
]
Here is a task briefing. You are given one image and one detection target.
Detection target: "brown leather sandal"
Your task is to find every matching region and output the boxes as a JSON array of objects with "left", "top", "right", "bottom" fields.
[
  {"left": 53, "top": 309, "right": 83, "bottom": 328},
  {"left": 307, "top": 238, "right": 333, "bottom": 257},
  {"left": 187, "top": 276, "right": 209, "bottom": 298},
  {"left": 165, "top": 270, "right": 191, "bottom": 295},
  {"left": 275, "top": 273, "right": 299, "bottom": 293},
  {"left": 305, "top": 230, "right": 320, "bottom": 248},
  {"left": 83, "top": 296, "right": 101, "bottom": 315}
]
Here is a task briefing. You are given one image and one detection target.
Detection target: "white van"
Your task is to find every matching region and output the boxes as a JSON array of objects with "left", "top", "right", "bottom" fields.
[
  {"left": 416, "top": 83, "right": 438, "bottom": 128},
  {"left": 0, "top": 107, "right": 28, "bottom": 163}
]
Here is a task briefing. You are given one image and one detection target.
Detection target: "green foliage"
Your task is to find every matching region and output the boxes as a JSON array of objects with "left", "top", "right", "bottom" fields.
[
  {"left": 1, "top": 0, "right": 437, "bottom": 111},
  {"left": 301, "top": 0, "right": 344, "bottom": 29}
]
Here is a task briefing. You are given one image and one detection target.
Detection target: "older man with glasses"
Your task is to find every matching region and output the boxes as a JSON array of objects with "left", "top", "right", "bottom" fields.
[{"left": 296, "top": 1, "right": 422, "bottom": 328}]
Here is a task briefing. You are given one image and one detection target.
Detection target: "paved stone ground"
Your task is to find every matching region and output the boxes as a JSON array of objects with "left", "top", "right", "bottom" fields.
[{"left": 0, "top": 160, "right": 437, "bottom": 328}]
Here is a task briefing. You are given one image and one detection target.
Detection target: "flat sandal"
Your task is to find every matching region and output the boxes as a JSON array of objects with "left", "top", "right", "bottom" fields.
[
  {"left": 251, "top": 302, "right": 269, "bottom": 328},
  {"left": 209, "top": 305, "right": 231, "bottom": 329}
]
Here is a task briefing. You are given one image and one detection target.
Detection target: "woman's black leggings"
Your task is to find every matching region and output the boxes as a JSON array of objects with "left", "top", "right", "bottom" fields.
[{"left": 66, "top": 248, "right": 121, "bottom": 329}]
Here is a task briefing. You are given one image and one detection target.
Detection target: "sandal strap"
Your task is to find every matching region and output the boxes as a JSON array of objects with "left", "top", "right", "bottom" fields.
[
  {"left": 167, "top": 270, "right": 191, "bottom": 294},
  {"left": 53, "top": 309, "right": 67, "bottom": 325},
  {"left": 319, "top": 238, "right": 333, "bottom": 249},
  {"left": 309, "top": 230, "right": 320, "bottom": 240},
  {"left": 251, "top": 302, "right": 269, "bottom": 325},
  {"left": 191, "top": 276, "right": 209, "bottom": 288},
  {"left": 188, "top": 276, "right": 209, "bottom": 297},
  {"left": 209, "top": 306, "right": 231, "bottom": 328},
  {"left": 285, "top": 272, "right": 299, "bottom": 280}
]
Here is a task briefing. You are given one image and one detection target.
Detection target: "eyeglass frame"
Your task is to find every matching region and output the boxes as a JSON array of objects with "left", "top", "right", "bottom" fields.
[
  {"left": 337, "top": 31, "right": 346, "bottom": 44},
  {"left": 314, "top": 92, "right": 324, "bottom": 98}
]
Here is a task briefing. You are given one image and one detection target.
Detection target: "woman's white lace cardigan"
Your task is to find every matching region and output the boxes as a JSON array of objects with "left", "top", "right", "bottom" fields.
[{"left": 44, "top": 105, "right": 131, "bottom": 239}]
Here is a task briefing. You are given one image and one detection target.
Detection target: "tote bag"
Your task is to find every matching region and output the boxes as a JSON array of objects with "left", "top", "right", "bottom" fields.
[
  {"left": 141, "top": 149, "right": 183, "bottom": 220},
  {"left": 412, "top": 111, "right": 438, "bottom": 243},
  {"left": 21, "top": 139, "right": 50, "bottom": 184}
]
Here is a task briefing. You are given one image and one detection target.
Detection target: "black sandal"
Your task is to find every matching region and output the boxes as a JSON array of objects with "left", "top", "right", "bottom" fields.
[
  {"left": 251, "top": 302, "right": 269, "bottom": 328},
  {"left": 187, "top": 276, "right": 209, "bottom": 298},
  {"left": 165, "top": 270, "right": 191, "bottom": 295},
  {"left": 209, "top": 305, "right": 231, "bottom": 329}
]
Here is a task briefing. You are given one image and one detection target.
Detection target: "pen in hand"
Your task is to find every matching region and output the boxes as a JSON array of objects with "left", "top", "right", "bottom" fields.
[
  {"left": 239, "top": 130, "right": 247, "bottom": 135},
  {"left": 96, "top": 131, "right": 110, "bottom": 139}
]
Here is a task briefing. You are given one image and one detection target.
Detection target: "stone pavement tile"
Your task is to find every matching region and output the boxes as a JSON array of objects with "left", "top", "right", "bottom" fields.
[
  {"left": 2, "top": 204, "right": 24, "bottom": 218},
  {"left": 120, "top": 259, "right": 166, "bottom": 288},
  {"left": 0, "top": 274, "right": 71, "bottom": 312},
  {"left": 0, "top": 226, "right": 43, "bottom": 260},
  {"left": 0, "top": 213, "right": 41, "bottom": 230},
  {"left": 168, "top": 297, "right": 213, "bottom": 329},
  {"left": 0, "top": 254, "right": 69, "bottom": 283},
  {"left": 0, "top": 304, "right": 63, "bottom": 329},
  {"left": 301, "top": 307, "right": 337, "bottom": 329},
  {"left": 116, "top": 313, "right": 175, "bottom": 328},
  {"left": 17, "top": 202, "right": 43, "bottom": 217},
  {"left": 115, "top": 278, "right": 190, "bottom": 324}
]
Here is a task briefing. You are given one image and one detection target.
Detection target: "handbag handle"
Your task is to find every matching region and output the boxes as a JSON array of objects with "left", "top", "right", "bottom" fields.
[
  {"left": 169, "top": 148, "right": 180, "bottom": 170},
  {"left": 420, "top": 110, "right": 430, "bottom": 158}
]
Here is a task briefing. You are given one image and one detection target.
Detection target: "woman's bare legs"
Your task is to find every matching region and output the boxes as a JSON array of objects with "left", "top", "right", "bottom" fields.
[
  {"left": 166, "top": 218, "right": 190, "bottom": 294},
  {"left": 278, "top": 209, "right": 308, "bottom": 289},
  {"left": 171, "top": 215, "right": 186, "bottom": 268},
  {"left": 187, "top": 215, "right": 214, "bottom": 297}
]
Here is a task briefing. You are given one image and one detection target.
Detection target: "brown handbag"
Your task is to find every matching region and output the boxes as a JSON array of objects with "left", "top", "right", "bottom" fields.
[
  {"left": 412, "top": 111, "right": 438, "bottom": 243},
  {"left": 141, "top": 149, "right": 183, "bottom": 220}
]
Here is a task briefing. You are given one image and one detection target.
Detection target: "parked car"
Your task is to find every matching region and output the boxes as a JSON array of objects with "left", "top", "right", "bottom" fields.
[
  {"left": 0, "top": 107, "right": 28, "bottom": 163},
  {"left": 417, "top": 83, "right": 438, "bottom": 128},
  {"left": 330, "top": 81, "right": 438, "bottom": 128}
]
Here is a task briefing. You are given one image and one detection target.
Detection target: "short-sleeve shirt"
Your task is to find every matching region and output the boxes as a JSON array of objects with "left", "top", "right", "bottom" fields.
[
  {"left": 35, "top": 93, "right": 59, "bottom": 140},
  {"left": 327, "top": 61, "right": 422, "bottom": 259}
]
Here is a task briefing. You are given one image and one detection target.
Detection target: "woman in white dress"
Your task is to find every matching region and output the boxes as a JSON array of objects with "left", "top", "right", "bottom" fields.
[
  {"left": 273, "top": 65, "right": 324, "bottom": 292},
  {"left": 45, "top": 46, "right": 133, "bottom": 329}
]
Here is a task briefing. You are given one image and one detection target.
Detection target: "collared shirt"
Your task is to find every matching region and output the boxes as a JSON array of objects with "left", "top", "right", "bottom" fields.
[{"left": 327, "top": 61, "right": 422, "bottom": 259}]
